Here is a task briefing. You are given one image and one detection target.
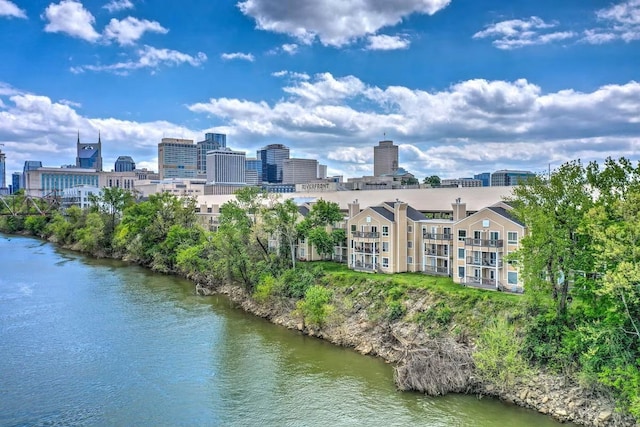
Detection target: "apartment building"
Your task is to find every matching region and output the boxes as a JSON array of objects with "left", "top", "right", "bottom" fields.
[
  {"left": 346, "top": 198, "right": 525, "bottom": 292},
  {"left": 347, "top": 200, "right": 427, "bottom": 273}
]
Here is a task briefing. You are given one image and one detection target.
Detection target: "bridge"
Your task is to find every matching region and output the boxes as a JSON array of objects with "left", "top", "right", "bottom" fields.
[{"left": 0, "top": 192, "right": 61, "bottom": 217}]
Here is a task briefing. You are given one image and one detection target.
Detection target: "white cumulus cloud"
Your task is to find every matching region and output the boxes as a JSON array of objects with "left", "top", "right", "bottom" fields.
[
  {"left": 0, "top": 0, "right": 26, "bottom": 18},
  {"left": 103, "top": 16, "right": 168, "bottom": 45},
  {"left": 103, "top": 0, "right": 134, "bottom": 13},
  {"left": 366, "top": 34, "right": 410, "bottom": 50},
  {"left": 237, "top": 0, "right": 450, "bottom": 47},
  {"left": 43, "top": 0, "right": 101, "bottom": 42}
]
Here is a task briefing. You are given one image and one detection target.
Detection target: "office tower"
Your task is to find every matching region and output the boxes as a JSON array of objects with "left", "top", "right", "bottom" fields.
[
  {"left": 158, "top": 138, "right": 197, "bottom": 179},
  {"left": 76, "top": 132, "right": 103, "bottom": 171},
  {"left": 256, "top": 144, "right": 290, "bottom": 183},
  {"left": 283, "top": 158, "right": 318, "bottom": 184},
  {"left": 206, "top": 148, "right": 246, "bottom": 184},
  {"left": 0, "top": 148, "right": 5, "bottom": 189},
  {"left": 12, "top": 172, "right": 21, "bottom": 194},
  {"left": 373, "top": 140, "right": 398, "bottom": 176},
  {"left": 490, "top": 170, "right": 536, "bottom": 186},
  {"left": 196, "top": 133, "right": 226, "bottom": 175},
  {"left": 317, "top": 164, "right": 327, "bottom": 179},
  {"left": 245, "top": 157, "right": 261, "bottom": 186},
  {"left": 22, "top": 160, "right": 42, "bottom": 188},
  {"left": 474, "top": 172, "right": 491, "bottom": 187},
  {"left": 114, "top": 156, "right": 136, "bottom": 172}
]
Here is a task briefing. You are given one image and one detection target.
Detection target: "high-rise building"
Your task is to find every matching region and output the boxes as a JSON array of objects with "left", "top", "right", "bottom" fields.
[
  {"left": 373, "top": 140, "right": 398, "bottom": 176},
  {"left": 76, "top": 132, "right": 103, "bottom": 171},
  {"left": 196, "top": 133, "right": 226, "bottom": 175},
  {"left": 12, "top": 172, "right": 21, "bottom": 194},
  {"left": 206, "top": 148, "right": 246, "bottom": 185},
  {"left": 491, "top": 170, "right": 536, "bottom": 186},
  {"left": 257, "top": 144, "right": 290, "bottom": 183},
  {"left": 114, "top": 156, "right": 136, "bottom": 172},
  {"left": 158, "top": 138, "right": 197, "bottom": 179},
  {"left": 245, "top": 157, "right": 261, "bottom": 186},
  {"left": 283, "top": 158, "right": 318, "bottom": 184},
  {"left": 0, "top": 148, "right": 5, "bottom": 190},
  {"left": 318, "top": 164, "right": 327, "bottom": 179},
  {"left": 22, "top": 161, "right": 42, "bottom": 188},
  {"left": 474, "top": 172, "right": 491, "bottom": 187}
]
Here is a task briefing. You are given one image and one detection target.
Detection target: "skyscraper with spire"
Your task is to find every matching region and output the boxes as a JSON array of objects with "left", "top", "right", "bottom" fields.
[{"left": 76, "top": 131, "right": 103, "bottom": 171}]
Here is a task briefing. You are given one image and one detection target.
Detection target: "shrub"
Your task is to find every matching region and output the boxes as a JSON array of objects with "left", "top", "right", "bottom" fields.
[
  {"left": 473, "top": 318, "right": 531, "bottom": 391},
  {"left": 297, "top": 285, "right": 334, "bottom": 327},
  {"left": 254, "top": 275, "right": 278, "bottom": 303},
  {"left": 388, "top": 300, "right": 406, "bottom": 321}
]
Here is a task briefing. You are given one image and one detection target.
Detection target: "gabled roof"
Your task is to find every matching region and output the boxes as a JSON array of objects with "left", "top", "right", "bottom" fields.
[
  {"left": 298, "top": 205, "right": 310, "bottom": 217},
  {"left": 382, "top": 201, "right": 428, "bottom": 221},
  {"left": 371, "top": 206, "right": 395, "bottom": 221},
  {"left": 487, "top": 206, "right": 525, "bottom": 227}
]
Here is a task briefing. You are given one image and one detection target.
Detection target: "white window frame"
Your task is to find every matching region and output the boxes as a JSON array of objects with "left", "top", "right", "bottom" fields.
[
  {"left": 508, "top": 232, "right": 518, "bottom": 245},
  {"left": 407, "top": 256, "right": 413, "bottom": 265},
  {"left": 382, "top": 257, "right": 389, "bottom": 268},
  {"left": 382, "top": 226, "right": 389, "bottom": 236}
]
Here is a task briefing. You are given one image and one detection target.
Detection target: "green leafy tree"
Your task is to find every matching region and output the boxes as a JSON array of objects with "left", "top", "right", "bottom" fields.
[
  {"left": 297, "top": 285, "right": 334, "bottom": 327},
  {"left": 264, "top": 198, "right": 300, "bottom": 269},
  {"left": 297, "top": 199, "right": 343, "bottom": 260},
  {"left": 423, "top": 175, "right": 441, "bottom": 187}
]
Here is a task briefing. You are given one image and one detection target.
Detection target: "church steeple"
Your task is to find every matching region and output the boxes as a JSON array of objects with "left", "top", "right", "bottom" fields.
[{"left": 77, "top": 130, "right": 80, "bottom": 145}]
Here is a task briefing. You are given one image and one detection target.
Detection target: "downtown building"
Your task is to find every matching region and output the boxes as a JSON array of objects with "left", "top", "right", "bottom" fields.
[
  {"left": 257, "top": 144, "right": 290, "bottom": 183},
  {"left": 114, "top": 156, "right": 136, "bottom": 172},
  {"left": 158, "top": 138, "right": 197, "bottom": 179},
  {"left": 76, "top": 132, "right": 103, "bottom": 171},
  {"left": 282, "top": 158, "right": 319, "bottom": 184},
  {"left": 197, "top": 133, "right": 226, "bottom": 176},
  {"left": 373, "top": 140, "right": 398, "bottom": 176},
  {"left": 204, "top": 148, "right": 246, "bottom": 195}
]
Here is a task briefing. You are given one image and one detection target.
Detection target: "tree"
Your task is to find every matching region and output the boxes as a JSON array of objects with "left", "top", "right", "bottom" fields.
[
  {"left": 423, "top": 175, "right": 441, "bottom": 187},
  {"left": 508, "top": 161, "right": 594, "bottom": 319},
  {"left": 296, "top": 199, "right": 343, "bottom": 260},
  {"left": 264, "top": 199, "right": 300, "bottom": 269},
  {"left": 89, "top": 187, "right": 135, "bottom": 239}
]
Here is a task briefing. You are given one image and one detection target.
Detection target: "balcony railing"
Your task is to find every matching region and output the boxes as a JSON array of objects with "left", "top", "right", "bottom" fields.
[
  {"left": 352, "top": 261, "right": 377, "bottom": 272},
  {"left": 464, "top": 238, "right": 504, "bottom": 248},
  {"left": 425, "top": 248, "right": 449, "bottom": 257},
  {"left": 423, "top": 265, "right": 449, "bottom": 276},
  {"left": 423, "top": 232, "right": 452, "bottom": 240},
  {"left": 332, "top": 254, "right": 347, "bottom": 263},
  {"left": 466, "top": 257, "right": 503, "bottom": 267},
  {"left": 352, "top": 231, "right": 380, "bottom": 238},
  {"left": 464, "top": 276, "right": 499, "bottom": 290},
  {"left": 353, "top": 247, "right": 380, "bottom": 254}
]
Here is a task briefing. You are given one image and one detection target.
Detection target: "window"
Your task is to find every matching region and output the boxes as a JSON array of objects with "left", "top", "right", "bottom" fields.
[
  {"left": 508, "top": 272, "right": 518, "bottom": 285},
  {"left": 382, "top": 257, "right": 389, "bottom": 268},
  {"left": 490, "top": 231, "right": 499, "bottom": 241},
  {"left": 458, "top": 267, "right": 465, "bottom": 278},
  {"left": 408, "top": 225, "right": 413, "bottom": 233},
  {"left": 458, "top": 248, "right": 465, "bottom": 259},
  {"left": 382, "top": 242, "right": 389, "bottom": 252},
  {"left": 299, "top": 248, "right": 305, "bottom": 257},
  {"left": 443, "top": 227, "right": 452, "bottom": 238},
  {"left": 407, "top": 256, "right": 413, "bottom": 264},
  {"left": 408, "top": 241, "right": 413, "bottom": 249},
  {"left": 482, "top": 219, "right": 490, "bottom": 228},
  {"left": 351, "top": 224, "right": 356, "bottom": 232},
  {"left": 474, "top": 230, "right": 482, "bottom": 239},
  {"left": 382, "top": 226, "right": 389, "bottom": 236},
  {"left": 508, "top": 232, "right": 518, "bottom": 244},
  {"left": 371, "top": 226, "right": 377, "bottom": 233},
  {"left": 458, "top": 230, "right": 466, "bottom": 241}
]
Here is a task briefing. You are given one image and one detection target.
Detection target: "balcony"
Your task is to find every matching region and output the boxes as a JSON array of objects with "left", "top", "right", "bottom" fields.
[
  {"left": 352, "top": 231, "right": 380, "bottom": 238},
  {"left": 425, "top": 248, "right": 449, "bottom": 257},
  {"left": 423, "top": 265, "right": 449, "bottom": 276},
  {"left": 352, "top": 261, "right": 377, "bottom": 272},
  {"left": 464, "top": 276, "right": 499, "bottom": 290},
  {"left": 464, "top": 238, "right": 504, "bottom": 248},
  {"left": 466, "top": 257, "right": 503, "bottom": 268},
  {"left": 423, "top": 232, "right": 452, "bottom": 240},
  {"left": 353, "top": 247, "right": 380, "bottom": 254}
]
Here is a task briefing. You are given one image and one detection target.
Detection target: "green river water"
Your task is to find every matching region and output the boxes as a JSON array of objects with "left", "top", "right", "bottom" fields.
[{"left": 0, "top": 235, "right": 571, "bottom": 426}]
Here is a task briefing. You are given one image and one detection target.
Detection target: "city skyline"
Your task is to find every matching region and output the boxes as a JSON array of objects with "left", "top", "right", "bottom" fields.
[{"left": 0, "top": 0, "right": 639, "bottom": 180}]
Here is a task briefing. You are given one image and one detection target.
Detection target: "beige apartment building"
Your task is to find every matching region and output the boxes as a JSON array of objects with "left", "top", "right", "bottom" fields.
[{"left": 346, "top": 199, "right": 525, "bottom": 292}]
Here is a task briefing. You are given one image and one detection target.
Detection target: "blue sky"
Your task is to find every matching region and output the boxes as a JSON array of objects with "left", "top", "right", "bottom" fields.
[{"left": 1, "top": 0, "right": 639, "bottom": 181}]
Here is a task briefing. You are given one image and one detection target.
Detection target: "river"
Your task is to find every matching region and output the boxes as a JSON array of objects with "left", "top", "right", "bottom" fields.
[{"left": 0, "top": 235, "right": 569, "bottom": 426}]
